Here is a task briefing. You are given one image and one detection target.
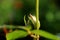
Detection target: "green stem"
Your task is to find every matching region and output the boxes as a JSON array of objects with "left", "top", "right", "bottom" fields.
[
  {"left": 36, "top": 0, "right": 39, "bottom": 27},
  {"left": 33, "top": 38, "right": 36, "bottom": 40},
  {"left": 36, "top": 0, "right": 39, "bottom": 40}
]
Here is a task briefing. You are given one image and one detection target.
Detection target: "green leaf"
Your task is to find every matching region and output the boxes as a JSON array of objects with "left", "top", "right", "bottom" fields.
[
  {"left": 6, "top": 30, "right": 28, "bottom": 40},
  {"left": 32, "top": 30, "right": 59, "bottom": 40}
]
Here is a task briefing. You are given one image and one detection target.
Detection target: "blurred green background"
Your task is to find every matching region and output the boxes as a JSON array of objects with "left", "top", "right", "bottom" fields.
[{"left": 0, "top": 0, "right": 60, "bottom": 40}]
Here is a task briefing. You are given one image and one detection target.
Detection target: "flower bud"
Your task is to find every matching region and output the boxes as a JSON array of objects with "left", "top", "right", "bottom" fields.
[{"left": 29, "top": 14, "right": 40, "bottom": 29}]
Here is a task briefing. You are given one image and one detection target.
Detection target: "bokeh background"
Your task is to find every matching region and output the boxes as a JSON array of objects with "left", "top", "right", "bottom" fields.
[{"left": 0, "top": 0, "right": 60, "bottom": 40}]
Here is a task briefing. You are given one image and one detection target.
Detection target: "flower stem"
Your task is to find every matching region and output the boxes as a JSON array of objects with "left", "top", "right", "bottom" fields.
[
  {"left": 33, "top": 38, "right": 36, "bottom": 40},
  {"left": 36, "top": 0, "right": 39, "bottom": 40},
  {"left": 36, "top": 0, "right": 39, "bottom": 25}
]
